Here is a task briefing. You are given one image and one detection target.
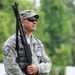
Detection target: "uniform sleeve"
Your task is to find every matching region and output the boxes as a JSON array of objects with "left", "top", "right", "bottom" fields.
[
  {"left": 36, "top": 42, "right": 52, "bottom": 75},
  {"left": 2, "top": 45, "right": 25, "bottom": 75}
]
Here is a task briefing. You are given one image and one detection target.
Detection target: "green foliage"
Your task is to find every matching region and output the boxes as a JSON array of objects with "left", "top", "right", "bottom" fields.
[
  {"left": 18, "top": 0, "right": 34, "bottom": 11},
  {"left": 41, "top": 0, "right": 74, "bottom": 75},
  {"left": 0, "top": 11, "right": 10, "bottom": 62},
  {"left": 33, "top": 9, "right": 49, "bottom": 41}
]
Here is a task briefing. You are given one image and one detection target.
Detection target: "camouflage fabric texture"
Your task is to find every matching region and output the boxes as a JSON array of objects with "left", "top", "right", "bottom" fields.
[{"left": 2, "top": 34, "right": 52, "bottom": 75}]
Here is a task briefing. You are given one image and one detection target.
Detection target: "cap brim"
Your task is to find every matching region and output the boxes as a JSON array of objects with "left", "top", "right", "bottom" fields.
[{"left": 34, "top": 15, "right": 39, "bottom": 19}]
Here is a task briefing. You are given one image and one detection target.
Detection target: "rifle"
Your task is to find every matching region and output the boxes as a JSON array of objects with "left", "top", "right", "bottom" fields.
[{"left": 12, "top": 3, "right": 32, "bottom": 75}]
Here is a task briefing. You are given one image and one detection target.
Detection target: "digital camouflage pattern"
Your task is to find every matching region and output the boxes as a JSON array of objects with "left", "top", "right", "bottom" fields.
[{"left": 2, "top": 34, "right": 52, "bottom": 75}]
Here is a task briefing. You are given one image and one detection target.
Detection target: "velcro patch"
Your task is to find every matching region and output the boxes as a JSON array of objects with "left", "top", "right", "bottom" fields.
[{"left": 4, "top": 48, "right": 10, "bottom": 56}]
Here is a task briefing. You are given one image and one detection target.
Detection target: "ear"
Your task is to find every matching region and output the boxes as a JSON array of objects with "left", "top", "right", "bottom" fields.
[
  {"left": 21, "top": 19, "right": 24, "bottom": 25},
  {"left": 21, "top": 19, "right": 24, "bottom": 23}
]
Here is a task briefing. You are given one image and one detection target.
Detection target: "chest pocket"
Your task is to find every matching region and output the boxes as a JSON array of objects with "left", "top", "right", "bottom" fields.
[{"left": 35, "top": 44, "right": 42, "bottom": 63}]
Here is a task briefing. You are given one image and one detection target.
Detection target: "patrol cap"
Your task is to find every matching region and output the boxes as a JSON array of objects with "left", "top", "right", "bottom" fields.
[{"left": 20, "top": 10, "right": 39, "bottom": 19}]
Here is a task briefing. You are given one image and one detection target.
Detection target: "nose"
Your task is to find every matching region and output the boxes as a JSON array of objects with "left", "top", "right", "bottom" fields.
[{"left": 33, "top": 20, "right": 37, "bottom": 24}]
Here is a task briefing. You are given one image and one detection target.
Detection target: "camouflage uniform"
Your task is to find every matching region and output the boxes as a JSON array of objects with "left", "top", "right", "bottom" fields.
[{"left": 2, "top": 33, "right": 52, "bottom": 75}]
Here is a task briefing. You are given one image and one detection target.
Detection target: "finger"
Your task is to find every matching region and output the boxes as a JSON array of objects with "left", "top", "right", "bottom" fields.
[{"left": 27, "top": 69, "right": 33, "bottom": 74}]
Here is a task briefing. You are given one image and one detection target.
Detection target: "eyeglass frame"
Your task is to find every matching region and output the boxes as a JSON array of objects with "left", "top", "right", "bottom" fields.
[{"left": 23, "top": 17, "right": 38, "bottom": 22}]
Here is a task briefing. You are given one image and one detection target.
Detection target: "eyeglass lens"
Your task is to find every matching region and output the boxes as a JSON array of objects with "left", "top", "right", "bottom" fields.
[{"left": 28, "top": 17, "right": 37, "bottom": 22}]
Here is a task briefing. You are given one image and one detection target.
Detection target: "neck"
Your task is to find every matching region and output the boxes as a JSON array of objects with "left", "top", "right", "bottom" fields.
[{"left": 26, "top": 32, "right": 32, "bottom": 38}]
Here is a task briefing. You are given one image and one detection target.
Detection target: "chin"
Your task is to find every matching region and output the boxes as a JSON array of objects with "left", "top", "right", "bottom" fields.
[
  {"left": 32, "top": 28, "right": 36, "bottom": 30},
  {"left": 31, "top": 29, "right": 36, "bottom": 31}
]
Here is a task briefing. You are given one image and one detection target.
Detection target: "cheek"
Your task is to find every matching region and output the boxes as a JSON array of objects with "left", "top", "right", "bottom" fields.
[
  {"left": 23, "top": 23, "right": 30, "bottom": 29},
  {"left": 23, "top": 21, "right": 28, "bottom": 27}
]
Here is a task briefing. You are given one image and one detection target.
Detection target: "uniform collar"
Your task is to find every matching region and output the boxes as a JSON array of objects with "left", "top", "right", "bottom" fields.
[{"left": 30, "top": 35, "right": 37, "bottom": 44}]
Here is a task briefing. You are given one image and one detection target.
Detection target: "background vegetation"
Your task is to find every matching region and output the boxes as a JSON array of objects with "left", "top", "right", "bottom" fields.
[{"left": 0, "top": 0, "right": 75, "bottom": 75}]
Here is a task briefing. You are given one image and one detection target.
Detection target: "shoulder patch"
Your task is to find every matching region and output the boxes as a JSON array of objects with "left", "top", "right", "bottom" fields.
[{"left": 4, "top": 48, "right": 10, "bottom": 56}]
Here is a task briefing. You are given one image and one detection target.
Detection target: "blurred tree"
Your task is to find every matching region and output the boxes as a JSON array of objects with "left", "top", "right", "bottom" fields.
[
  {"left": 0, "top": 11, "right": 10, "bottom": 62},
  {"left": 63, "top": 0, "right": 75, "bottom": 66},
  {"left": 40, "top": 0, "right": 73, "bottom": 75},
  {"left": 0, "top": 0, "right": 3, "bottom": 9}
]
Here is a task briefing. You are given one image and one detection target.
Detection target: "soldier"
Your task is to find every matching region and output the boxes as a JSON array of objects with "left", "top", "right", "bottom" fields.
[{"left": 2, "top": 10, "right": 52, "bottom": 75}]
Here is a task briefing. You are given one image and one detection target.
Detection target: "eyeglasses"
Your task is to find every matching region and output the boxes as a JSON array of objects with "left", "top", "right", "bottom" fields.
[{"left": 24, "top": 17, "right": 37, "bottom": 22}]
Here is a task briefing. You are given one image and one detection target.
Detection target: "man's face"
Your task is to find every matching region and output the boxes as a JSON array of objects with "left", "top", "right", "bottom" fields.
[{"left": 22, "top": 17, "right": 37, "bottom": 32}]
